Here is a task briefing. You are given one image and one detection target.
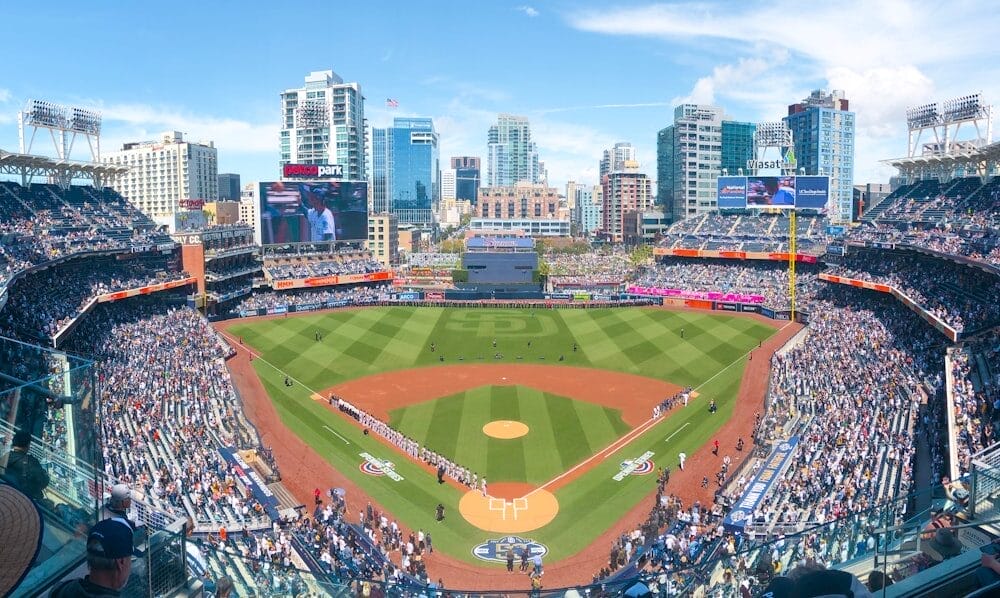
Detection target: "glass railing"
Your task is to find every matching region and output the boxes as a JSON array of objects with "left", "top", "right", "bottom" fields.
[{"left": 1, "top": 336, "right": 102, "bottom": 596}]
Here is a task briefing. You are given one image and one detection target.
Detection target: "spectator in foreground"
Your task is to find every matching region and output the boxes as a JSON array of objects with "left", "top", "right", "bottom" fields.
[
  {"left": 1, "top": 429, "right": 50, "bottom": 502},
  {"left": 49, "top": 518, "right": 134, "bottom": 596}
]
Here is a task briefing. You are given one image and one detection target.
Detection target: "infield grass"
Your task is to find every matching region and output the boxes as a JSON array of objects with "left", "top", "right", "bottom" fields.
[{"left": 228, "top": 307, "right": 777, "bottom": 566}]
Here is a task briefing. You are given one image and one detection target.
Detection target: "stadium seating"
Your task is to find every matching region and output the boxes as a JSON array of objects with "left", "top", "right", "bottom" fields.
[
  {"left": 949, "top": 332, "right": 1000, "bottom": 475},
  {"left": 633, "top": 258, "right": 821, "bottom": 310},
  {"left": 264, "top": 250, "right": 383, "bottom": 281},
  {"left": 826, "top": 249, "right": 1000, "bottom": 332},
  {"left": 0, "top": 182, "right": 163, "bottom": 292}
]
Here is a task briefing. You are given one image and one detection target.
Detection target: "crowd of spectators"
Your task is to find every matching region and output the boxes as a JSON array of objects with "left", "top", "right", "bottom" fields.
[
  {"left": 265, "top": 252, "right": 384, "bottom": 281},
  {"left": 949, "top": 332, "right": 1000, "bottom": 476},
  {"left": 853, "top": 176, "right": 1000, "bottom": 266},
  {"left": 756, "top": 288, "right": 943, "bottom": 532},
  {"left": 0, "top": 258, "right": 188, "bottom": 338},
  {"left": 0, "top": 181, "right": 164, "bottom": 291},
  {"left": 826, "top": 250, "right": 1000, "bottom": 332},
  {"left": 406, "top": 253, "right": 461, "bottom": 269},
  {"left": 656, "top": 212, "right": 831, "bottom": 254},
  {"left": 632, "top": 258, "right": 821, "bottom": 310},
  {"left": 547, "top": 250, "right": 633, "bottom": 288},
  {"left": 62, "top": 303, "right": 271, "bottom": 534},
  {"left": 230, "top": 284, "right": 393, "bottom": 313}
]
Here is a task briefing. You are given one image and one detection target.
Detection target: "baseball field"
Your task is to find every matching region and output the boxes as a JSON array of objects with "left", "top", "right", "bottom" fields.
[{"left": 225, "top": 306, "right": 776, "bottom": 567}]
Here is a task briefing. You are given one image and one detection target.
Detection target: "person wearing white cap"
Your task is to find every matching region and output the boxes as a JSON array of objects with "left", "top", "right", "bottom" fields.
[{"left": 105, "top": 484, "right": 135, "bottom": 532}]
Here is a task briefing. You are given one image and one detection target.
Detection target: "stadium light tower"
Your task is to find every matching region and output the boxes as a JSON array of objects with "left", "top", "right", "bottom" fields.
[
  {"left": 751, "top": 122, "right": 796, "bottom": 176},
  {"left": 906, "top": 93, "right": 993, "bottom": 158},
  {"left": 18, "top": 99, "right": 103, "bottom": 163}
]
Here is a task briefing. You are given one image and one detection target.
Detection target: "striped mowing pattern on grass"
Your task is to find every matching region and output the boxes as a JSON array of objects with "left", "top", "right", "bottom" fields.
[
  {"left": 229, "top": 307, "right": 772, "bottom": 390},
  {"left": 388, "top": 385, "right": 631, "bottom": 485}
]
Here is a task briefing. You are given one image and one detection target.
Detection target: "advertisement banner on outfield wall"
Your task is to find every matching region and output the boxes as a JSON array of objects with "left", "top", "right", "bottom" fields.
[
  {"left": 547, "top": 292, "right": 573, "bottom": 300},
  {"left": 741, "top": 304, "right": 762, "bottom": 313},
  {"left": 267, "top": 306, "right": 288, "bottom": 315},
  {"left": 272, "top": 270, "right": 392, "bottom": 290},
  {"left": 395, "top": 292, "right": 422, "bottom": 300},
  {"left": 425, "top": 291, "right": 445, "bottom": 300},
  {"left": 716, "top": 302, "right": 740, "bottom": 312}
]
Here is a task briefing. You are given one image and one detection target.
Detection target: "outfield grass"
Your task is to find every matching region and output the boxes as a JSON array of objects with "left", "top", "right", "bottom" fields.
[
  {"left": 389, "top": 385, "right": 631, "bottom": 485},
  {"left": 230, "top": 307, "right": 777, "bottom": 565}
]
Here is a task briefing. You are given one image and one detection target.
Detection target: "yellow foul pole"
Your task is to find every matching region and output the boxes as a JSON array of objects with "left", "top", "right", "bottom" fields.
[{"left": 789, "top": 209, "right": 796, "bottom": 321}]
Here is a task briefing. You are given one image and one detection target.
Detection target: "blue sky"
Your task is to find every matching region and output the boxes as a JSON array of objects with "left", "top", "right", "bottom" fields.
[{"left": 1, "top": 0, "right": 997, "bottom": 191}]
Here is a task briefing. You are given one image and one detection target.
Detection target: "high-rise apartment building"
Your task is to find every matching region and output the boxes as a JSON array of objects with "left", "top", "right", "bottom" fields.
[
  {"left": 102, "top": 131, "right": 217, "bottom": 228},
  {"left": 280, "top": 70, "right": 366, "bottom": 181},
  {"left": 784, "top": 89, "right": 855, "bottom": 223},
  {"left": 600, "top": 142, "right": 637, "bottom": 179},
  {"left": 441, "top": 168, "right": 457, "bottom": 201},
  {"left": 572, "top": 186, "right": 603, "bottom": 235},
  {"left": 602, "top": 162, "right": 653, "bottom": 242},
  {"left": 486, "top": 114, "right": 540, "bottom": 187},
  {"left": 217, "top": 173, "right": 241, "bottom": 201},
  {"left": 451, "top": 156, "right": 481, "bottom": 203},
  {"left": 658, "top": 105, "right": 761, "bottom": 222},
  {"left": 371, "top": 117, "right": 440, "bottom": 225},
  {"left": 720, "top": 122, "right": 756, "bottom": 176}
]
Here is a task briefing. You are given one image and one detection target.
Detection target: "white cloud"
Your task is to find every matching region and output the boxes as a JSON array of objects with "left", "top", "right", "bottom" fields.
[
  {"left": 568, "top": 0, "right": 1000, "bottom": 182},
  {"left": 0, "top": 89, "right": 11, "bottom": 103},
  {"left": 92, "top": 102, "right": 277, "bottom": 154},
  {"left": 517, "top": 5, "right": 539, "bottom": 17}
]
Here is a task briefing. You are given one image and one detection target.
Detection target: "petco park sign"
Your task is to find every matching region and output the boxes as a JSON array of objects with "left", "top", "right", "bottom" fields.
[{"left": 282, "top": 163, "right": 343, "bottom": 179}]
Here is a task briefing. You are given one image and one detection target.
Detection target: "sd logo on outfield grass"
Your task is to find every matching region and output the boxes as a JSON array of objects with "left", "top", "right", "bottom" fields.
[{"left": 472, "top": 535, "right": 548, "bottom": 563}]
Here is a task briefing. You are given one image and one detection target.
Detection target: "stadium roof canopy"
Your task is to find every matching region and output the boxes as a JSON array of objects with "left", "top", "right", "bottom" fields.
[
  {"left": 882, "top": 141, "right": 1000, "bottom": 181},
  {"left": 0, "top": 149, "right": 128, "bottom": 188}
]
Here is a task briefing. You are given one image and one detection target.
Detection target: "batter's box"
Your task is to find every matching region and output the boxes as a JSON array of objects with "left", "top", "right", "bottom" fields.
[{"left": 488, "top": 497, "right": 509, "bottom": 519}]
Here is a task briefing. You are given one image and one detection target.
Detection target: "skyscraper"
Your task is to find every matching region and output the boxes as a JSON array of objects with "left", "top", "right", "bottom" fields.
[
  {"left": 371, "top": 117, "right": 440, "bottom": 225},
  {"left": 784, "top": 89, "right": 855, "bottom": 223},
  {"left": 657, "top": 104, "right": 725, "bottom": 222},
  {"left": 441, "top": 168, "right": 456, "bottom": 201},
  {"left": 720, "top": 121, "right": 756, "bottom": 177},
  {"left": 217, "top": 173, "right": 241, "bottom": 201},
  {"left": 486, "top": 114, "right": 540, "bottom": 187},
  {"left": 602, "top": 161, "right": 653, "bottom": 242},
  {"left": 600, "top": 142, "right": 637, "bottom": 179},
  {"left": 280, "top": 70, "right": 366, "bottom": 180},
  {"left": 451, "top": 156, "right": 481, "bottom": 203}
]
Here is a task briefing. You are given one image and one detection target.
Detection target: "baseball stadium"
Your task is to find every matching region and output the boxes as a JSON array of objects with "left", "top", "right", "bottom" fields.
[{"left": 2, "top": 95, "right": 1000, "bottom": 598}]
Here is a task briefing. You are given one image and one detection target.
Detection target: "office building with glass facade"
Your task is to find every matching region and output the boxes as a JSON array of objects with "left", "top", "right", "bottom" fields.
[{"left": 371, "top": 117, "right": 439, "bottom": 225}]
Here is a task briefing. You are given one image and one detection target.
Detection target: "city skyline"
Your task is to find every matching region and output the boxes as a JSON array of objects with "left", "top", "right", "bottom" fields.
[{"left": 0, "top": 0, "right": 998, "bottom": 192}]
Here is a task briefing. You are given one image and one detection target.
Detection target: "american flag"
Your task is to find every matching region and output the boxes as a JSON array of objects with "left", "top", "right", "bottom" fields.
[{"left": 386, "top": 98, "right": 399, "bottom": 108}]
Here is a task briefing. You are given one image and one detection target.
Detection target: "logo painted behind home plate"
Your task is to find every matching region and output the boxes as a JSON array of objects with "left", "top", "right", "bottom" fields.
[
  {"left": 358, "top": 452, "right": 404, "bottom": 481},
  {"left": 472, "top": 535, "right": 548, "bottom": 563},
  {"left": 613, "top": 450, "right": 655, "bottom": 481}
]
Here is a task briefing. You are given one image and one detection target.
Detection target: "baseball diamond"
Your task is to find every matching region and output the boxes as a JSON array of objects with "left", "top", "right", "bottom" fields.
[{"left": 224, "top": 306, "right": 777, "bottom": 567}]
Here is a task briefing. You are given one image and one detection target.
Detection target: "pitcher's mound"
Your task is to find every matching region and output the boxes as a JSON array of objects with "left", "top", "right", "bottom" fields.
[
  {"left": 459, "top": 486, "right": 559, "bottom": 533},
  {"left": 482, "top": 420, "right": 529, "bottom": 439}
]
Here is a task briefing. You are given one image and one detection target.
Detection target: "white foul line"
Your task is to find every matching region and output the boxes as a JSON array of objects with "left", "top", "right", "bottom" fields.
[
  {"left": 524, "top": 322, "right": 793, "bottom": 499},
  {"left": 323, "top": 425, "right": 351, "bottom": 445},
  {"left": 663, "top": 422, "right": 690, "bottom": 443}
]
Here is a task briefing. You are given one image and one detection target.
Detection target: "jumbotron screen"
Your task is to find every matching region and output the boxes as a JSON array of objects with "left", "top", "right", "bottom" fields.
[
  {"left": 259, "top": 181, "right": 368, "bottom": 243},
  {"left": 716, "top": 175, "right": 829, "bottom": 210}
]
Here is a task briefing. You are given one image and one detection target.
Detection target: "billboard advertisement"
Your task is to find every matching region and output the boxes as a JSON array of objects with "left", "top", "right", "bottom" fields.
[
  {"left": 717, "top": 176, "right": 749, "bottom": 209},
  {"left": 715, "top": 175, "right": 829, "bottom": 210},
  {"left": 794, "top": 176, "right": 830, "bottom": 210},
  {"left": 259, "top": 180, "right": 368, "bottom": 244}
]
